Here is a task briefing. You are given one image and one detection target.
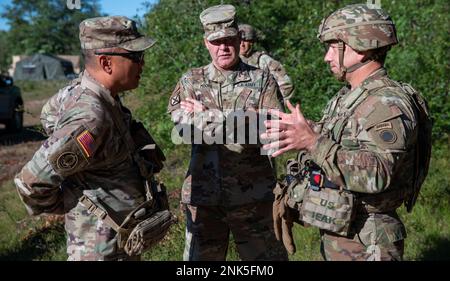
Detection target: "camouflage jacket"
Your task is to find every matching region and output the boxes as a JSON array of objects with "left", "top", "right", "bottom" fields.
[
  {"left": 15, "top": 71, "right": 146, "bottom": 220},
  {"left": 168, "top": 61, "right": 283, "bottom": 206},
  {"left": 308, "top": 68, "right": 419, "bottom": 242},
  {"left": 240, "top": 51, "right": 294, "bottom": 101}
]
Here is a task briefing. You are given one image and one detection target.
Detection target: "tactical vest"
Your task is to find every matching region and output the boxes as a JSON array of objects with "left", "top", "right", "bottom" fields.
[{"left": 284, "top": 72, "right": 430, "bottom": 235}]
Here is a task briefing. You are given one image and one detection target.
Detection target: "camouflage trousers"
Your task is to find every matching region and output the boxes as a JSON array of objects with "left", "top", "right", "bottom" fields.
[
  {"left": 320, "top": 212, "right": 406, "bottom": 261},
  {"left": 65, "top": 202, "right": 140, "bottom": 261},
  {"left": 183, "top": 201, "right": 288, "bottom": 261}
]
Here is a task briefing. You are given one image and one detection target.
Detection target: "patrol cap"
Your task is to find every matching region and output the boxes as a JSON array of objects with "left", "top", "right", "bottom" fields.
[
  {"left": 79, "top": 16, "right": 156, "bottom": 51},
  {"left": 200, "top": 4, "right": 238, "bottom": 41},
  {"left": 239, "top": 24, "right": 257, "bottom": 41}
]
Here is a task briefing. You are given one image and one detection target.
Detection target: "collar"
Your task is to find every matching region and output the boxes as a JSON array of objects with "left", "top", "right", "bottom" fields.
[
  {"left": 205, "top": 61, "right": 252, "bottom": 84},
  {"left": 360, "top": 67, "right": 387, "bottom": 88},
  {"left": 341, "top": 68, "right": 388, "bottom": 109},
  {"left": 80, "top": 70, "right": 116, "bottom": 105}
]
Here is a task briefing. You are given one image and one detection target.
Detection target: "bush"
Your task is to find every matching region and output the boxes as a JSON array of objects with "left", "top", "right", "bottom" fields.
[{"left": 136, "top": 0, "right": 449, "bottom": 147}]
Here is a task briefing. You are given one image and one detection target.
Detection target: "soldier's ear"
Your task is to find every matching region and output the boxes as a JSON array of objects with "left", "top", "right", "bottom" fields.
[{"left": 98, "top": 55, "right": 113, "bottom": 74}]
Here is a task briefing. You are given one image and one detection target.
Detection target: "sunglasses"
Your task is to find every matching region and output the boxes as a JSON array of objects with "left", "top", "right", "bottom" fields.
[{"left": 94, "top": 51, "right": 145, "bottom": 63}]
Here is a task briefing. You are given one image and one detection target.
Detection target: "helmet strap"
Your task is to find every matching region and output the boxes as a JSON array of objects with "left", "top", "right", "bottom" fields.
[
  {"left": 337, "top": 41, "right": 347, "bottom": 81},
  {"left": 346, "top": 59, "right": 372, "bottom": 73},
  {"left": 337, "top": 41, "right": 376, "bottom": 79}
]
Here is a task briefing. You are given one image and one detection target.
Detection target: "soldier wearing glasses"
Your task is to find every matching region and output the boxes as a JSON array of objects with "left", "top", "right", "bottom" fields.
[{"left": 14, "top": 16, "right": 167, "bottom": 260}]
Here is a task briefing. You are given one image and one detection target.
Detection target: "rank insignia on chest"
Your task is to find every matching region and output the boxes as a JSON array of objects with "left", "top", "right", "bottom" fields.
[{"left": 76, "top": 130, "right": 95, "bottom": 157}]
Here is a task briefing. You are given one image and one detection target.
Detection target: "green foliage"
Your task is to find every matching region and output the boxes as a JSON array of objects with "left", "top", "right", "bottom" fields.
[
  {"left": 0, "top": 0, "right": 449, "bottom": 261},
  {"left": 15, "top": 80, "right": 68, "bottom": 101},
  {"left": 0, "top": 0, "right": 103, "bottom": 71},
  {"left": 136, "top": 0, "right": 449, "bottom": 147},
  {"left": 0, "top": 31, "right": 12, "bottom": 72},
  {"left": 0, "top": 181, "right": 66, "bottom": 261}
]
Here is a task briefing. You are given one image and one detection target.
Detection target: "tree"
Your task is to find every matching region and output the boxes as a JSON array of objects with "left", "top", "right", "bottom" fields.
[
  {"left": 0, "top": 31, "right": 12, "bottom": 73},
  {"left": 136, "top": 0, "right": 449, "bottom": 145},
  {"left": 1, "top": 0, "right": 103, "bottom": 56}
]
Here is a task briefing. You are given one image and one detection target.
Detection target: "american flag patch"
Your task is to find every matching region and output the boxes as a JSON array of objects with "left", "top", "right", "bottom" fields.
[{"left": 76, "top": 130, "right": 95, "bottom": 157}]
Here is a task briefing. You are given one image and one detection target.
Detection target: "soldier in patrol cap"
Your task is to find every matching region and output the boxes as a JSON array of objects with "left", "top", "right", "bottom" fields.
[
  {"left": 262, "top": 3, "right": 431, "bottom": 260},
  {"left": 168, "top": 4, "right": 288, "bottom": 261},
  {"left": 239, "top": 23, "right": 294, "bottom": 103},
  {"left": 14, "top": 16, "right": 170, "bottom": 260}
]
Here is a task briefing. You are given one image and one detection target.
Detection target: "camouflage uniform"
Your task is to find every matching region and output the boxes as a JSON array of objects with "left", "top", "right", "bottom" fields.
[
  {"left": 312, "top": 68, "right": 416, "bottom": 261},
  {"left": 311, "top": 4, "right": 419, "bottom": 261},
  {"left": 168, "top": 5, "right": 287, "bottom": 261},
  {"left": 239, "top": 24, "right": 294, "bottom": 102},
  {"left": 14, "top": 16, "right": 157, "bottom": 260},
  {"left": 272, "top": 4, "right": 428, "bottom": 261}
]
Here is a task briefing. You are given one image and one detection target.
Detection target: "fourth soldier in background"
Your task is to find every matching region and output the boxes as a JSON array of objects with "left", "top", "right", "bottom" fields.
[{"left": 239, "top": 23, "right": 294, "bottom": 103}]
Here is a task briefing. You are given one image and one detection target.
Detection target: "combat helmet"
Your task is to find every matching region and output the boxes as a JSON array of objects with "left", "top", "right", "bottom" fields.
[
  {"left": 317, "top": 3, "right": 398, "bottom": 79},
  {"left": 239, "top": 24, "right": 257, "bottom": 41}
]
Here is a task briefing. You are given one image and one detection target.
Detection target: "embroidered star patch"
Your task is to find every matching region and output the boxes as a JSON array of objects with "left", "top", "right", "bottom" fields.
[{"left": 76, "top": 130, "right": 95, "bottom": 157}]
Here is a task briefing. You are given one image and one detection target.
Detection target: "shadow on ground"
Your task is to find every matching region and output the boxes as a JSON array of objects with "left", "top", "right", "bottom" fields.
[
  {"left": 0, "top": 126, "right": 47, "bottom": 146},
  {"left": 418, "top": 235, "right": 450, "bottom": 261},
  {"left": 0, "top": 222, "right": 65, "bottom": 261}
]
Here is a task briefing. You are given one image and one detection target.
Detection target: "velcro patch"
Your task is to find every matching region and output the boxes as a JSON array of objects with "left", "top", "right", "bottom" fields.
[{"left": 76, "top": 130, "right": 95, "bottom": 157}]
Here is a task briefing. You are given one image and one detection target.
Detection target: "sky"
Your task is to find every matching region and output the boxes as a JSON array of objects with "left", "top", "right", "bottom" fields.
[{"left": 0, "top": 0, "right": 157, "bottom": 31}]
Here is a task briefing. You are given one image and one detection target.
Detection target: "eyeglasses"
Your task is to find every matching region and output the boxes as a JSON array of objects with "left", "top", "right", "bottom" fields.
[{"left": 94, "top": 51, "right": 145, "bottom": 63}]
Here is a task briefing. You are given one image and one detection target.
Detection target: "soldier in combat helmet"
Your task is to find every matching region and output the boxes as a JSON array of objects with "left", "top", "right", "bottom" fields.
[{"left": 262, "top": 3, "right": 432, "bottom": 261}]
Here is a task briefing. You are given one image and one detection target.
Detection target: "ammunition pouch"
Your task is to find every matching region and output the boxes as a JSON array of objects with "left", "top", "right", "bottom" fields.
[
  {"left": 116, "top": 197, "right": 176, "bottom": 256},
  {"left": 280, "top": 156, "right": 356, "bottom": 236},
  {"left": 79, "top": 181, "right": 177, "bottom": 257},
  {"left": 118, "top": 180, "right": 176, "bottom": 256},
  {"left": 300, "top": 185, "right": 355, "bottom": 236},
  {"left": 123, "top": 209, "right": 173, "bottom": 256}
]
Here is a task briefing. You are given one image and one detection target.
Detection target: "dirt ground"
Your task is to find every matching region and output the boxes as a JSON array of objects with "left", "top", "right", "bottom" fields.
[{"left": 0, "top": 99, "right": 48, "bottom": 186}]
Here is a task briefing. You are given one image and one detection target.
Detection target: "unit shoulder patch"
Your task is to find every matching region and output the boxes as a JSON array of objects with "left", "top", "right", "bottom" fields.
[
  {"left": 379, "top": 129, "right": 397, "bottom": 143},
  {"left": 48, "top": 125, "right": 94, "bottom": 176},
  {"left": 56, "top": 151, "right": 79, "bottom": 171}
]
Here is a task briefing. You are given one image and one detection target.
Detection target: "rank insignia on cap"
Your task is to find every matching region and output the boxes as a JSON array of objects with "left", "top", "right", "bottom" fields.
[
  {"left": 76, "top": 130, "right": 95, "bottom": 157},
  {"left": 171, "top": 94, "right": 181, "bottom": 106}
]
